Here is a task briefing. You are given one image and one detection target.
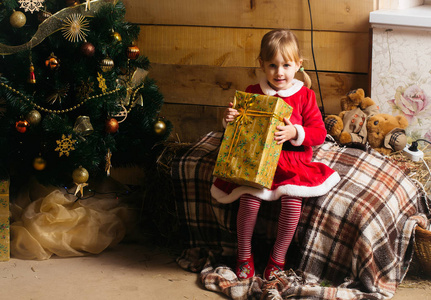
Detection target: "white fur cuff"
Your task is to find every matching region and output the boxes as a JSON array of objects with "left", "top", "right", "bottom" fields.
[{"left": 290, "top": 124, "right": 305, "bottom": 146}]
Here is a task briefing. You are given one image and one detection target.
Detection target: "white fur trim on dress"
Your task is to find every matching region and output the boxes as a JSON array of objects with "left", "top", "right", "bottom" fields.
[
  {"left": 290, "top": 124, "right": 305, "bottom": 146},
  {"left": 259, "top": 77, "right": 303, "bottom": 98},
  {"left": 211, "top": 172, "right": 341, "bottom": 204}
]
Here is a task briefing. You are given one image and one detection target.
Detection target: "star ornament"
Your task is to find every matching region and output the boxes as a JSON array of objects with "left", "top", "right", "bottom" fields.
[
  {"left": 55, "top": 134, "right": 76, "bottom": 157},
  {"left": 85, "top": 0, "right": 91, "bottom": 11},
  {"left": 61, "top": 13, "right": 90, "bottom": 43},
  {"left": 19, "top": 0, "right": 44, "bottom": 13},
  {"left": 74, "top": 182, "right": 88, "bottom": 197}
]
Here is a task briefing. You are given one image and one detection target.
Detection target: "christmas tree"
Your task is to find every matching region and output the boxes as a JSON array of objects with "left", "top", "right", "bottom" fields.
[{"left": 0, "top": 0, "right": 171, "bottom": 189}]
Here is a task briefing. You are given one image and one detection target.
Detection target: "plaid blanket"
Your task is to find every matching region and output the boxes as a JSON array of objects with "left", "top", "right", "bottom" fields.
[{"left": 171, "top": 131, "right": 431, "bottom": 299}]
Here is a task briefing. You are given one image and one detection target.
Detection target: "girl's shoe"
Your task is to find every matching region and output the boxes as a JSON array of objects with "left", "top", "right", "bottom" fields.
[
  {"left": 235, "top": 255, "right": 255, "bottom": 279},
  {"left": 263, "top": 255, "right": 284, "bottom": 281}
]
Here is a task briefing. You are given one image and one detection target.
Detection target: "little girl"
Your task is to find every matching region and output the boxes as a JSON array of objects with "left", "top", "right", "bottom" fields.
[{"left": 210, "top": 29, "right": 340, "bottom": 280}]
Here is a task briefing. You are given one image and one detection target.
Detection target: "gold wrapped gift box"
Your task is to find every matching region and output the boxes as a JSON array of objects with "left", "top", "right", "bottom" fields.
[
  {"left": 213, "top": 91, "right": 292, "bottom": 189},
  {"left": 0, "top": 177, "right": 9, "bottom": 261}
]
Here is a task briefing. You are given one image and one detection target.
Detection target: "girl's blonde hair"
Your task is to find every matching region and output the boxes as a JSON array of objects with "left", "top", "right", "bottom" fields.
[{"left": 258, "top": 29, "right": 311, "bottom": 88}]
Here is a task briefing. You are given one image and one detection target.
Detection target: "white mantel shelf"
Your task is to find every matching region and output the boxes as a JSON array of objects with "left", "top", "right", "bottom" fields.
[{"left": 370, "top": 4, "right": 431, "bottom": 28}]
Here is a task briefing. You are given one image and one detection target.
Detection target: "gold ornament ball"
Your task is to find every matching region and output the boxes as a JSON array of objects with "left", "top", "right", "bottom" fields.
[
  {"left": 112, "top": 31, "right": 122, "bottom": 42},
  {"left": 100, "top": 57, "right": 114, "bottom": 72},
  {"left": 72, "top": 166, "right": 89, "bottom": 184},
  {"left": 26, "top": 110, "right": 42, "bottom": 126},
  {"left": 154, "top": 120, "right": 167, "bottom": 135},
  {"left": 10, "top": 10, "right": 26, "bottom": 28},
  {"left": 33, "top": 157, "right": 47, "bottom": 171}
]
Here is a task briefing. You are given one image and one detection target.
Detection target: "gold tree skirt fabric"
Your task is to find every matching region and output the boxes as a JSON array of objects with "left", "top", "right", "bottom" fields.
[{"left": 9, "top": 178, "right": 133, "bottom": 260}]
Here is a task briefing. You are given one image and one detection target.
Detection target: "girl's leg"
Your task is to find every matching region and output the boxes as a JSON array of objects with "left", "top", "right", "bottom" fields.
[
  {"left": 236, "top": 193, "right": 262, "bottom": 279},
  {"left": 264, "top": 196, "right": 302, "bottom": 280}
]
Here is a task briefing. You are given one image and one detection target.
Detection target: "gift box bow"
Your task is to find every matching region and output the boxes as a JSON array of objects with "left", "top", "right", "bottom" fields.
[{"left": 227, "top": 93, "right": 288, "bottom": 160}]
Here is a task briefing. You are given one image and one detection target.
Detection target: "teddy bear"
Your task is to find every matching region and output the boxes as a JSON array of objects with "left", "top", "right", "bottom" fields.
[
  {"left": 340, "top": 88, "right": 375, "bottom": 111},
  {"left": 325, "top": 88, "right": 379, "bottom": 145},
  {"left": 325, "top": 89, "right": 408, "bottom": 155}
]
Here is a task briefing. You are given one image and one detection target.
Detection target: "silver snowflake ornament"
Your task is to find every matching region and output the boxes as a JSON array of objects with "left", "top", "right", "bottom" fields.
[{"left": 18, "top": 0, "right": 45, "bottom": 14}]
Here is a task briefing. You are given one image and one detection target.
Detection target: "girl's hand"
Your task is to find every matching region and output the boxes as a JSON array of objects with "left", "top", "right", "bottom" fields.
[
  {"left": 224, "top": 102, "right": 239, "bottom": 123},
  {"left": 274, "top": 118, "right": 298, "bottom": 144}
]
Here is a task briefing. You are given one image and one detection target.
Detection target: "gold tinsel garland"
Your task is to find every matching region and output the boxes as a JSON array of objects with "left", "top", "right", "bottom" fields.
[{"left": 0, "top": 0, "right": 113, "bottom": 55}]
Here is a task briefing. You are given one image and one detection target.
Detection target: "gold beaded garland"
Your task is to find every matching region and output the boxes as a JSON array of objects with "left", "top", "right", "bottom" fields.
[
  {"left": 0, "top": 82, "right": 120, "bottom": 114},
  {"left": 124, "top": 85, "right": 145, "bottom": 114}
]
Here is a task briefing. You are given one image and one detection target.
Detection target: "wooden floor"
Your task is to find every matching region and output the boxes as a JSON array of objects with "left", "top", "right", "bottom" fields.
[
  {"left": 2, "top": 241, "right": 431, "bottom": 300},
  {"left": 3, "top": 243, "right": 226, "bottom": 300}
]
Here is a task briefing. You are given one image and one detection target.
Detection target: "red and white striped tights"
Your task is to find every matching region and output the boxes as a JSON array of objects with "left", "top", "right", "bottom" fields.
[{"left": 236, "top": 193, "right": 302, "bottom": 264}]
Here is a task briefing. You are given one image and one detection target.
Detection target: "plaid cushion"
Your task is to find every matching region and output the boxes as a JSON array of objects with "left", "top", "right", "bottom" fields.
[{"left": 171, "top": 131, "right": 430, "bottom": 299}]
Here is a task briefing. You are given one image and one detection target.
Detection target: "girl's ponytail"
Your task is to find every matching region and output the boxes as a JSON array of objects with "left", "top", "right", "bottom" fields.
[{"left": 298, "top": 67, "right": 312, "bottom": 89}]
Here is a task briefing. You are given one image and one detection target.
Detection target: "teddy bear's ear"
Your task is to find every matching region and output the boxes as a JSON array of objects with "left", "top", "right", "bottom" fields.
[
  {"left": 396, "top": 115, "right": 409, "bottom": 129},
  {"left": 348, "top": 88, "right": 365, "bottom": 99},
  {"left": 356, "top": 88, "right": 365, "bottom": 97}
]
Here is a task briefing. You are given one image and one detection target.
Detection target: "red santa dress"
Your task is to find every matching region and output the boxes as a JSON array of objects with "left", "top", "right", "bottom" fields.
[{"left": 211, "top": 78, "right": 341, "bottom": 203}]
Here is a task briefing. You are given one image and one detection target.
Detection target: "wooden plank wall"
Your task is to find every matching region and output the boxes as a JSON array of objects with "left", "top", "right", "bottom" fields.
[{"left": 123, "top": 0, "right": 376, "bottom": 142}]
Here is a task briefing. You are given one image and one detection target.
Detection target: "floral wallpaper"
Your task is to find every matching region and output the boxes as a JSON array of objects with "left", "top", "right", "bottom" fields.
[{"left": 371, "top": 27, "right": 431, "bottom": 142}]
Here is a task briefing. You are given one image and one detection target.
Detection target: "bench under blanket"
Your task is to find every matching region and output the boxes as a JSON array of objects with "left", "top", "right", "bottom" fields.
[{"left": 171, "top": 131, "right": 430, "bottom": 299}]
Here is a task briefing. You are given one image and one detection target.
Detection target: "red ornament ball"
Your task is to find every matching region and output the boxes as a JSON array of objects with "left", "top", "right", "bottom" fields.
[
  {"left": 127, "top": 45, "right": 140, "bottom": 60},
  {"left": 80, "top": 42, "right": 95, "bottom": 57},
  {"left": 45, "top": 53, "right": 60, "bottom": 70},
  {"left": 38, "top": 10, "right": 52, "bottom": 23},
  {"left": 105, "top": 118, "right": 119, "bottom": 133},
  {"left": 66, "top": 0, "right": 80, "bottom": 6},
  {"left": 16, "top": 120, "right": 29, "bottom": 133}
]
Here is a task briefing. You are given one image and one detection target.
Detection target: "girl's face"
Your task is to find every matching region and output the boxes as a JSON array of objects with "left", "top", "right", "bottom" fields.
[{"left": 260, "top": 51, "right": 301, "bottom": 91}]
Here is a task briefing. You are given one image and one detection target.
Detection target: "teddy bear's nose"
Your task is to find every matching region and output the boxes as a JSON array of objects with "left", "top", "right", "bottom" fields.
[{"left": 374, "top": 120, "right": 379, "bottom": 125}]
